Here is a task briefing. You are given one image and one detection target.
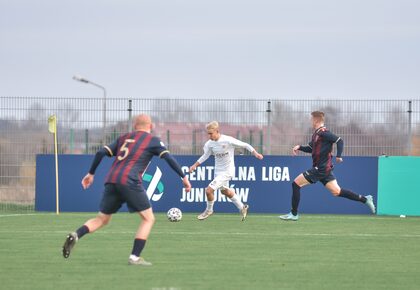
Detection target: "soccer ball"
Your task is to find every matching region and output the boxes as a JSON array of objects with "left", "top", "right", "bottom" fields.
[{"left": 167, "top": 207, "right": 182, "bottom": 222}]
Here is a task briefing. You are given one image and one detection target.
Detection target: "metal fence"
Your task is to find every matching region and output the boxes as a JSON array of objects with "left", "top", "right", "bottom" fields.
[{"left": 1, "top": 97, "right": 419, "bottom": 211}]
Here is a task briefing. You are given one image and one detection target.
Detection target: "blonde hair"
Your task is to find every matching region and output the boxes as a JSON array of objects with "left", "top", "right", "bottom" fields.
[
  {"left": 206, "top": 121, "right": 219, "bottom": 130},
  {"left": 311, "top": 111, "right": 325, "bottom": 122}
]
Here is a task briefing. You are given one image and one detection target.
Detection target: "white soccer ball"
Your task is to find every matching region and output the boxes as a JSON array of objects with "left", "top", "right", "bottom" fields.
[{"left": 167, "top": 207, "right": 182, "bottom": 222}]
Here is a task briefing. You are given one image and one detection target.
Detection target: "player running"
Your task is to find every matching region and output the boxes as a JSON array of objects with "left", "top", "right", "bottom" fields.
[
  {"left": 62, "top": 114, "right": 191, "bottom": 265},
  {"left": 189, "top": 121, "right": 263, "bottom": 221},
  {"left": 279, "top": 111, "right": 376, "bottom": 221}
]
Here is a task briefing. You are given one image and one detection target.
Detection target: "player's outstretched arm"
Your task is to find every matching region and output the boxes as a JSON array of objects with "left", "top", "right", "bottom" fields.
[
  {"left": 292, "top": 145, "right": 300, "bottom": 156},
  {"left": 189, "top": 161, "right": 201, "bottom": 173},
  {"left": 82, "top": 147, "right": 110, "bottom": 189},
  {"left": 252, "top": 150, "right": 264, "bottom": 160},
  {"left": 335, "top": 138, "right": 344, "bottom": 163},
  {"left": 161, "top": 152, "right": 186, "bottom": 177},
  {"left": 295, "top": 144, "right": 312, "bottom": 154},
  {"left": 182, "top": 176, "right": 191, "bottom": 192},
  {"left": 161, "top": 153, "right": 192, "bottom": 192},
  {"left": 228, "top": 136, "right": 256, "bottom": 154},
  {"left": 192, "top": 145, "right": 211, "bottom": 173},
  {"left": 81, "top": 173, "right": 94, "bottom": 189}
]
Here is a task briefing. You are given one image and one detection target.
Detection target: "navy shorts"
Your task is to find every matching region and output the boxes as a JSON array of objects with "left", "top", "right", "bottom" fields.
[
  {"left": 303, "top": 167, "right": 336, "bottom": 186},
  {"left": 99, "top": 183, "right": 151, "bottom": 214}
]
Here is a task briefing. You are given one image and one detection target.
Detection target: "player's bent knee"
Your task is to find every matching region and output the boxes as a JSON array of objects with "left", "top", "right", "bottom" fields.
[
  {"left": 146, "top": 214, "right": 155, "bottom": 224},
  {"left": 331, "top": 190, "right": 341, "bottom": 196},
  {"left": 99, "top": 215, "right": 111, "bottom": 226},
  {"left": 221, "top": 188, "right": 233, "bottom": 198},
  {"left": 141, "top": 210, "right": 155, "bottom": 224},
  {"left": 205, "top": 187, "right": 214, "bottom": 196},
  {"left": 141, "top": 216, "right": 155, "bottom": 225}
]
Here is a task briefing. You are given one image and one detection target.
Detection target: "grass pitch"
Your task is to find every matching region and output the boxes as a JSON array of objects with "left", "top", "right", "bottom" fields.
[{"left": 1, "top": 212, "right": 420, "bottom": 290}]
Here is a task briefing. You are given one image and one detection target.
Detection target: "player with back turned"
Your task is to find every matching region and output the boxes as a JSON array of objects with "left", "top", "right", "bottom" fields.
[
  {"left": 62, "top": 114, "right": 191, "bottom": 265},
  {"left": 279, "top": 111, "right": 376, "bottom": 221}
]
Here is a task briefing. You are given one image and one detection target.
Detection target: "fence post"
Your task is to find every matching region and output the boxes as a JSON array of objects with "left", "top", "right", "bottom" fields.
[
  {"left": 408, "top": 100, "right": 412, "bottom": 156},
  {"left": 70, "top": 128, "right": 74, "bottom": 154},
  {"left": 167, "top": 130, "right": 171, "bottom": 152},
  {"left": 192, "top": 129, "right": 196, "bottom": 155},
  {"left": 266, "top": 100, "right": 272, "bottom": 155},
  {"left": 128, "top": 99, "right": 133, "bottom": 132},
  {"left": 84, "top": 129, "right": 89, "bottom": 154},
  {"left": 249, "top": 130, "right": 254, "bottom": 155}
]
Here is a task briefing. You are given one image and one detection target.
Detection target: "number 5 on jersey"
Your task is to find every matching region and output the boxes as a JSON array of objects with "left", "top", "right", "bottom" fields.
[{"left": 118, "top": 139, "right": 135, "bottom": 161}]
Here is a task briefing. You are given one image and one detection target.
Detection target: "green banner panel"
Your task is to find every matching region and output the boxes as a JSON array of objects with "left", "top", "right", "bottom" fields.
[{"left": 378, "top": 156, "right": 420, "bottom": 216}]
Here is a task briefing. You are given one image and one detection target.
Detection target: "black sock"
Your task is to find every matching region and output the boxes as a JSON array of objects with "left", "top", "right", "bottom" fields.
[
  {"left": 76, "top": 225, "right": 89, "bottom": 239},
  {"left": 291, "top": 182, "right": 301, "bottom": 216},
  {"left": 131, "top": 239, "right": 146, "bottom": 257},
  {"left": 338, "top": 189, "right": 367, "bottom": 203}
]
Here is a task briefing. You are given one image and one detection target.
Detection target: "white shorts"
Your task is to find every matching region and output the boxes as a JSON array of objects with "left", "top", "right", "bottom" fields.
[{"left": 208, "top": 174, "right": 232, "bottom": 191}]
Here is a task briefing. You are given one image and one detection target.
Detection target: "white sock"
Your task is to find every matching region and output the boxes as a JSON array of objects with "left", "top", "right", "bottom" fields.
[
  {"left": 230, "top": 195, "right": 244, "bottom": 211},
  {"left": 129, "top": 254, "right": 139, "bottom": 261},
  {"left": 206, "top": 200, "right": 215, "bottom": 212}
]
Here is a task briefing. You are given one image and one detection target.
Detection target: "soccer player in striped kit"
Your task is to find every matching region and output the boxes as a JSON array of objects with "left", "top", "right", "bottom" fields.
[
  {"left": 279, "top": 111, "right": 376, "bottom": 221},
  {"left": 189, "top": 121, "right": 263, "bottom": 221},
  {"left": 62, "top": 114, "right": 191, "bottom": 265}
]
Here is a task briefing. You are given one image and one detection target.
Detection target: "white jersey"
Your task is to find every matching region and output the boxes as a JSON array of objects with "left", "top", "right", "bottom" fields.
[{"left": 197, "top": 134, "right": 255, "bottom": 177}]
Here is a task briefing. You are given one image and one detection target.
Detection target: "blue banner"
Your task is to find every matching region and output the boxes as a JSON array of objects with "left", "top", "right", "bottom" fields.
[{"left": 36, "top": 155, "right": 378, "bottom": 214}]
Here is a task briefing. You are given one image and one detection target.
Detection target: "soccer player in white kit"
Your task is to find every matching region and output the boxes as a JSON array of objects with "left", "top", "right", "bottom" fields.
[{"left": 189, "top": 121, "right": 264, "bottom": 221}]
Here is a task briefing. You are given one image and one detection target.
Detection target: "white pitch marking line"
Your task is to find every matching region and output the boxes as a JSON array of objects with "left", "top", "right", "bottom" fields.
[
  {"left": 0, "top": 213, "right": 55, "bottom": 218},
  {"left": 0, "top": 230, "right": 419, "bottom": 238}
]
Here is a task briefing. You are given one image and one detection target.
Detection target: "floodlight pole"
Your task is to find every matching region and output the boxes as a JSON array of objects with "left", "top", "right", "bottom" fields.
[
  {"left": 408, "top": 100, "right": 412, "bottom": 156},
  {"left": 266, "top": 100, "right": 272, "bottom": 155},
  {"left": 73, "top": 75, "right": 107, "bottom": 145}
]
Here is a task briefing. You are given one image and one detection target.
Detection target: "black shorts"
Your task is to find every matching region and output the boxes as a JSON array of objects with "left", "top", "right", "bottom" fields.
[
  {"left": 99, "top": 183, "right": 151, "bottom": 214},
  {"left": 302, "top": 167, "right": 336, "bottom": 186}
]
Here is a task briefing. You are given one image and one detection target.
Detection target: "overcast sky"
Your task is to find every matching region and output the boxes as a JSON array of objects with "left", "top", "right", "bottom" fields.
[{"left": 1, "top": 0, "right": 419, "bottom": 99}]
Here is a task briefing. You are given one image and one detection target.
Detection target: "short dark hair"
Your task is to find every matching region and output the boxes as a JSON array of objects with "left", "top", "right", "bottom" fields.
[{"left": 311, "top": 111, "right": 325, "bottom": 122}]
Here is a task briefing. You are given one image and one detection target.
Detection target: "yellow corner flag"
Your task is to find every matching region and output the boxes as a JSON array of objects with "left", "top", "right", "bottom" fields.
[
  {"left": 48, "top": 115, "right": 57, "bottom": 133},
  {"left": 48, "top": 114, "right": 59, "bottom": 215}
]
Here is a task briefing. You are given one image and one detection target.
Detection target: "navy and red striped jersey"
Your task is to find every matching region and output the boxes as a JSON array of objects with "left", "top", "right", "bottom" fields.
[
  {"left": 301, "top": 126, "right": 341, "bottom": 172},
  {"left": 103, "top": 131, "right": 168, "bottom": 187}
]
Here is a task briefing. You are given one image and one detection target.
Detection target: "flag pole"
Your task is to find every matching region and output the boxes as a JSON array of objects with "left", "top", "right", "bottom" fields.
[{"left": 48, "top": 115, "right": 59, "bottom": 215}]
